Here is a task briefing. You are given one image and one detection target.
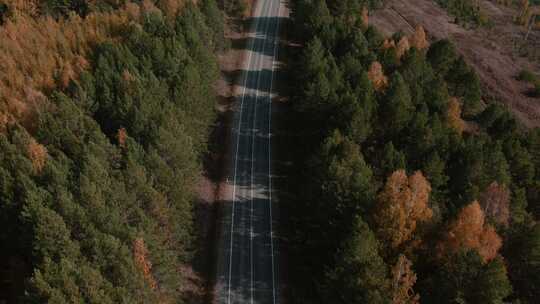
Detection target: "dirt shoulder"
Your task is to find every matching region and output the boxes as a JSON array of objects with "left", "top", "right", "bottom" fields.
[
  {"left": 189, "top": 5, "right": 256, "bottom": 304},
  {"left": 371, "top": 0, "right": 540, "bottom": 128}
]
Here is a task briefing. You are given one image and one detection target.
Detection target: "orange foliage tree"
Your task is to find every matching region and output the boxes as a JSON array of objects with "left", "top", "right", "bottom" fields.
[
  {"left": 375, "top": 170, "right": 433, "bottom": 249},
  {"left": 391, "top": 255, "right": 420, "bottom": 304},
  {"left": 133, "top": 237, "right": 158, "bottom": 290},
  {"left": 368, "top": 61, "right": 389, "bottom": 92},
  {"left": 446, "top": 97, "right": 465, "bottom": 134},
  {"left": 479, "top": 182, "right": 510, "bottom": 227},
  {"left": 26, "top": 137, "right": 47, "bottom": 173},
  {"left": 439, "top": 201, "right": 503, "bottom": 263},
  {"left": 396, "top": 37, "right": 411, "bottom": 60},
  {"left": 410, "top": 25, "right": 429, "bottom": 50},
  {"left": 0, "top": 0, "right": 187, "bottom": 131},
  {"left": 361, "top": 6, "right": 369, "bottom": 28}
]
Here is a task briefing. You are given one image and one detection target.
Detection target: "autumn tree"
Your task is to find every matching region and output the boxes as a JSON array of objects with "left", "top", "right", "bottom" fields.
[
  {"left": 439, "top": 201, "right": 502, "bottom": 263},
  {"left": 446, "top": 97, "right": 465, "bottom": 135},
  {"left": 133, "top": 237, "right": 157, "bottom": 290},
  {"left": 361, "top": 6, "right": 369, "bottom": 28},
  {"left": 26, "top": 137, "right": 47, "bottom": 173},
  {"left": 375, "top": 170, "right": 433, "bottom": 249},
  {"left": 391, "top": 255, "right": 420, "bottom": 304},
  {"left": 367, "top": 61, "right": 388, "bottom": 91},
  {"left": 396, "top": 36, "right": 411, "bottom": 60},
  {"left": 410, "top": 25, "right": 429, "bottom": 50}
]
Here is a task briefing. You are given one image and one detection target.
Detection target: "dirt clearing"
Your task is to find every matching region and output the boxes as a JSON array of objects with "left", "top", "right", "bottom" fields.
[{"left": 371, "top": 0, "right": 540, "bottom": 128}]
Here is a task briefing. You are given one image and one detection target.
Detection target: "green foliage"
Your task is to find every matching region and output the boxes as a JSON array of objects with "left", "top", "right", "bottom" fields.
[
  {"left": 325, "top": 217, "right": 391, "bottom": 304},
  {"left": 424, "top": 251, "right": 510, "bottom": 304},
  {"left": 435, "top": 0, "right": 489, "bottom": 26},
  {"left": 288, "top": 1, "right": 537, "bottom": 303},
  {"left": 381, "top": 72, "right": 414, "bottom": 135},
  {"left": 446, "top": 56, "right": 483, "bottom": 116},
  {"left": 0, "top": 2, "right": 224, "bottom": 302},
  {"left": 427, "top": 39, "right": 458, "bottom": 77},
  {"left": 518, "top": 69, "right": 540, "bottom": 97}
]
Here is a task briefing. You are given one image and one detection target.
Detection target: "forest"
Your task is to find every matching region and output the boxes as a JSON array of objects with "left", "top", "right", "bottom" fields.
[
  {"left": 285, "top": 0, "right": 540, "bottom": 303},
  {"left": 0, "top": 0, "right": 225, "bottom": 302}
]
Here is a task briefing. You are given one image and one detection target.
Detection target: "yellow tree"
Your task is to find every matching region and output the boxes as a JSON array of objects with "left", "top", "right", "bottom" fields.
[{"left": 375, "top": 170, "right": 433, "bottom": 249}]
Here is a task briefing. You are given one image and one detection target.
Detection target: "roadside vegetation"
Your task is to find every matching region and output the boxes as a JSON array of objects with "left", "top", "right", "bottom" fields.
[
  {"left": 518, "top": 69, "right": 540, "bottom": 96},
  {"left": 285, "top": 0, "right": 540, "bottom": 303},
  {"left": 0, "top": 0, "right": 225, "bottom": 302},
  {"left": 435, "top": 0, "right": 489, "bottom": 26}
]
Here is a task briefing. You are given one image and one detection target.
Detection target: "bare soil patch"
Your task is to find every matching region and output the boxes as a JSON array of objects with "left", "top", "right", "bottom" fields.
[{"left": 371, "top": 0, "right": 540, "bottom": 128}]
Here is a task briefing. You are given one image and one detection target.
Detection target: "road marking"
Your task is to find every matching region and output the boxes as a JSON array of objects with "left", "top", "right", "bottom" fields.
[
  {"left": 267, "top": 1, "right": 283, "bottom": 304},
  {"left": 227, "top": 1, "right": 263, "bottom": 302},
  {"left": 251, "top": 1, "right": 276, "bottom": 304}
]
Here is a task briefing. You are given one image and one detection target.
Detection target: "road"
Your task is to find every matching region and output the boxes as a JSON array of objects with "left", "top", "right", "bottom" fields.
[{"left": 216, "top": 0, "right": 286, "bottom": 303}]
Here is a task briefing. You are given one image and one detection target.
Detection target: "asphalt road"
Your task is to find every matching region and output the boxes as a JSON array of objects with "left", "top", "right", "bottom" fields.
[{"left": 216, "top": 1, "right": 285, "bottom": 303}]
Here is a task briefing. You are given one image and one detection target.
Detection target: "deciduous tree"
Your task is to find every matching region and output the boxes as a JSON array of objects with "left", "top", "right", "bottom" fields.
[
  {"left": 439, "top": 201, "right": 502, "bottom": 263},
  {"left": 375, "top": 170, "right": 433, "bottom": 249},
  {"left": 391, "top": 255, "right": 420, "bottom": 304}
]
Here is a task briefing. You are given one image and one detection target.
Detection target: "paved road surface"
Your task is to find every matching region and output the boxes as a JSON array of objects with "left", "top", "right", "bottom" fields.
[{"left": 216, "top": 1, "right": 285, "bottom": 303}]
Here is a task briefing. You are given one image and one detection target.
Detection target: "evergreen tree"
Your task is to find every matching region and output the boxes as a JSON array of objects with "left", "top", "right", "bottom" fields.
[
  {"left": 326, "top": 217, "right": 391, "bottom": 304},
  {"left": 380, "top": 72, "right": 414, "bottom": 136}
]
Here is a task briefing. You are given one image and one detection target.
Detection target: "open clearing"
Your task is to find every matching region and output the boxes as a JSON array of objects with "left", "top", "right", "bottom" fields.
[{"left": 371, "top": 0, "right": 540, "bottom": 128}]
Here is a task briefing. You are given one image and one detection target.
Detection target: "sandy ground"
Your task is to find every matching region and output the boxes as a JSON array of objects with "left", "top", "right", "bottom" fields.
[{"left": 371, "top": 0, "right": 540, "bottom": 128}]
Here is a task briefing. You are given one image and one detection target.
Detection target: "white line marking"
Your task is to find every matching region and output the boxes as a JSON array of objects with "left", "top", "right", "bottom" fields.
[
  {"left": 227, "top": 1, "right": 264, "bottom": 302},
  {"left": 268, "top": 1, "right": 283, "bottom": 304},
  {"left": 251, "top": 1, "right": 276, "bottom": 303}
]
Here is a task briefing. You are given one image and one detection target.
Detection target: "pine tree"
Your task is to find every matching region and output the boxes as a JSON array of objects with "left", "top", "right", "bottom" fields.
[
  {"left": 381, "top": 72, "right": 414, "bottom": 135},
  {"left": 471, "top": 256, "right": 512, "bottom": 303},
  {"left": 326, "top": 217, "right": 391, "bottom": 303}
]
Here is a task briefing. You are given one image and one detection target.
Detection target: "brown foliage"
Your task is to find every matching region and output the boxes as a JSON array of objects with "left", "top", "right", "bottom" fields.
[
  {"left": 382, "top": 39, "right": 396, "bottom": 50},
  {"left": 396, "top": 37, "right": 411, "bottom": 60},
  {"left": 446, "top": 97, "right": 465, "bottom": 135},
  {"left": 26, "top": 138, "right": 47, "bottom": 173},
  {"left": 439, "top": 201, "right": 502, "bottom": 263},
  {"left": 0, "top": 1, "right": 175, "bottom": 131},
  {"left": 368, "top": 61, "right": 389, "bottom": 92},
  {"left": 410, "top": 25, "right": 429, "bottom": 50},
  {"left": 479, "top": 182, "right": 510, "bottom": 227},
  {"left": 361, "top": 6, "right": 369, "bottom": 28},
  {"left": 391, "top": 255, "right": 420, "bottom": 304},
  {"left": 3, "top": 0, "right": 40, "bottom": 17},
  {"left": 133, "top": 237, "right": 158, "bottom": 290},
  {"left": 117, "top": 127, "right": 128, "bottom": 148},
  {"left": 375, "top": 170, "right": 433, "bottom": 249}
]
